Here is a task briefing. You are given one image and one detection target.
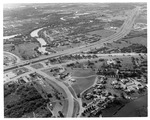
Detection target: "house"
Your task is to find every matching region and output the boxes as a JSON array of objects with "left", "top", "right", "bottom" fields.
[
  {"left": 107, "top": 59, "right": 116, "bottom": 65},
  {"left": 120, "top": 79, "right": 129, "bottom": 84},
  {"left": 70, "top": 78, "right": 76, "bottom": 82}
]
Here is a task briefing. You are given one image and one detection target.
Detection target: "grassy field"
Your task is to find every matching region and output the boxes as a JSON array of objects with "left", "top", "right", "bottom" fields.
[
  {"left": 134, "top": 14, "right": 147, "bottom": 24},
  {"left": 31, "top": 63, "right": 44, "bottom": 69},
  {"left": 71, "top": 76, "right": 96, "bottom": 95},
  {"left": 127, "top": 37, "right": 147, "bottom": 47},
  {"left": 52, "top": 43, "right": 83, "bottom": 52},
  {"left": 5, "top": 42, "right": 39, "bottom": 60},
  {"left": 72, "top": 99, "right": 80, "bottom": 117},
  {"left": 65, "top": 66, "right": 97, "bottom": 95},
  {"left": 119, "top": 57, "right": 134, "bottom": 70},
  {"left": 113, "top": 95, "right": 147, "bottom": 117},
  {"left": 107, "top": 34, "right": 147, "bottom": 51},
  {"left": 61, "top": 99, "right": 69, "bottom": 117},
  {"left": 110, "top": 40, "right": 130, "bottom": 49},
  {"left": 68, "top": 68, "right": 96, "bottom": 77},
  {"left": 88, "top": 29, "right": 115, "bottom": 38},
  {"left": 68, "top": 87, "right": 77, "bottom": 99},
  {"left": 44, "top": 78, "right": 67, "bottom": 98}
]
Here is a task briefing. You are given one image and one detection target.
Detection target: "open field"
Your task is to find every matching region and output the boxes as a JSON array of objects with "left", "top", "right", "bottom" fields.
[
  {"left": 52, "top": 43, "right": 84, "bottom": 52},
  {"left": 135, "top": 18, "right": 147, "bottom": 24},
  {"left": 71, "top": 76, "right": 96, "bottom": 95},
  {"left": 3, "top": 3, "right": 147, "bottom": 118},
  {"left": 68, "top": 87, "right": 77, "bottom": 99},
  {"left": 126, "top": 37, "right": 147, "bottom": 46},
  {"left": 109, "top": 37, "right": 146, "bottom": 50},
  {"left": 119, "top": 57, "right": 134, "bottom": 70},
  {"left": 61, "top": 99, "right": 69, "bottom": 117},
  {"left": 113, "top": 95, "right": 147, "bottom": 117},
  {"left": 31, "top": 63, "right": 44, "bottom": 69},
  {"left": 4, "top": 52, "right": 19, "bottom": 66},
  {"left": 88, "top": 29, "right": 115, "bottom": 38},
  {"left": 72, "top": 99, "right": 80, "bottom": 117},
  {"left": 68, "top": 68, "right": 96, "bottom": 77},
  {"left": 4, "top": 42, "right": 39, "bottom": 60}
]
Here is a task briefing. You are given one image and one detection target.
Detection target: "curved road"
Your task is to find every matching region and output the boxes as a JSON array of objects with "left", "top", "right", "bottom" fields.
[
  {"left": 4, "top": 52, "right": 145, "bottom": 117},
  {"left": 4, "top": 7, "right": 141, "bottom": 117},
  {"left": 4, "top": 51, "right": 21, "bottom": 63},
  {"left": 4, "top": 7, "right": 140, "bottom": 71},
  {"left": 25, "top": 66, "right": 74, "bottom": 117}
]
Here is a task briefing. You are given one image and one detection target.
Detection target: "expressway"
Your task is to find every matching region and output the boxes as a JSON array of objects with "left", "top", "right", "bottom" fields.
[
  {"left": 25, "top": 65, "right": 74, "bottom": 117},
  {"left": 4, "top": 7, "right": 140, "bottom": 72},
  {"left": 4, "top": 52, "right": 145, "bottom": 117},
  {"left": 3, "top": 7, "right": 142, "bottom": 118}
]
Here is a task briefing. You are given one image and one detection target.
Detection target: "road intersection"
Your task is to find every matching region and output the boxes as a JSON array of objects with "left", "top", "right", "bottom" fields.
[
  {"left": 4, "top": 7, "right": 141, "bottom": 117},
  {"left": 4, "top": 7, "right": 140, "bottom": 72}
]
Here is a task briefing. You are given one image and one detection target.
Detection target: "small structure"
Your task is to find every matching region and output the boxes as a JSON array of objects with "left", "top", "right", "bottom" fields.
[{"left": 107, "top": 59, "right": 116, "bottom": 65}]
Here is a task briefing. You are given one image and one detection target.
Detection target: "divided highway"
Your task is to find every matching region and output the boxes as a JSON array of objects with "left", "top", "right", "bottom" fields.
[
  {"left": 3, "top": 7, "right": 142, "bottom": 117},
  {"left": 4, "top": 7, "right": 140, "bottom": 72}
]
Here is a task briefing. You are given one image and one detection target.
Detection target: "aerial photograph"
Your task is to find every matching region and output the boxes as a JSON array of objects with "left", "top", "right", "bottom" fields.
[{"left": 3, "top": 2, "right": 147, "bottom": 118}]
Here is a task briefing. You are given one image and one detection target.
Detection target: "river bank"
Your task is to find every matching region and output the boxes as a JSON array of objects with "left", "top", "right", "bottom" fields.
[{"left": 30, "top": 27, "right": 50, "bottom": 54}]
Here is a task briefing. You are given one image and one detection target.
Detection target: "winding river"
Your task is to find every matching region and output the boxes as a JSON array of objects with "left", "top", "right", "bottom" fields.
[
  {"left": 4, "top": 27, "right": 51, "bottom": 54},
  {"left": 30, "top": 27, "right": 50, "bottom": 54}
]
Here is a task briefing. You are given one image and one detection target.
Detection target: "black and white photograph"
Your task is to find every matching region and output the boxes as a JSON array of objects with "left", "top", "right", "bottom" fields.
[{"left": 3, "top": 0, "right": 148, "bottom": 118}]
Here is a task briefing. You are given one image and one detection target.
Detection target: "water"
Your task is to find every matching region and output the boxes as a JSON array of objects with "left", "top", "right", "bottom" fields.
[
  {"left": 30, "top": 27, "right": 50, "bottom": 54},
  {"left": 3, "top": 34, "right": 19, "bottom": 40}
]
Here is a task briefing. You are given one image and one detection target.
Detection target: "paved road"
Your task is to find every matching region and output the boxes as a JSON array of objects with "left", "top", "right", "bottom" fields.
[
  {"left": 4, "top": 7, "right": 140, "bottom": 72},
  {"left": 4, "top": 51, "right": 21, "bottom": 63},
  {"left": 4, "top": 7, "right": 141, "bottom": 117},
  {"left": 4, "top": 52, "right": 145, "bottom": 116},
  {"left": 25, "top": 66, "right": 74, "bottom": 117}
]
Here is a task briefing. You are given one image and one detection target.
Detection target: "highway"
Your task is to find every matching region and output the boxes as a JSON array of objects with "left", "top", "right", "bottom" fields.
[
  {"left": 25, "top": 65, "right": 74, "bottom": 117},
  {"left": 3, "top": 6, "right": 143, "bottom": 117},
  {"left": 4, "top": 52, "right": 145, "bottom": 117},
  {"left": 4, "top": 7, "right": 140, "bottom": 72}
]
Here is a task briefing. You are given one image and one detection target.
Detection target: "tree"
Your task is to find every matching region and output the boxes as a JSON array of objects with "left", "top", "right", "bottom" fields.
[{"left": 82, "top": 103, "right": 87, "bottom": 107}]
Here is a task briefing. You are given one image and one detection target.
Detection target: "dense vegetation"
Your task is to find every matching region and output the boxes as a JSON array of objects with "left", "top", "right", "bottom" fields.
[
  {"left": 4, "top": 83, "right": 51, "bottom": 118},
  {"left": 121, "top": 44, "right": 147, "bottom": 53}
]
